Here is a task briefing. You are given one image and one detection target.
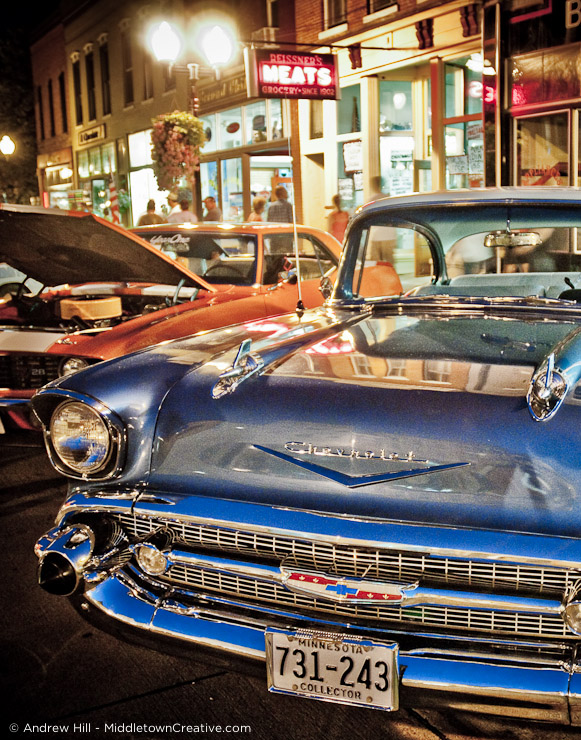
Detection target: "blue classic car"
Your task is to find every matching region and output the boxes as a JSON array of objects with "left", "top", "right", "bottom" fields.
[{"left": 34, "top": 189, "right": 581, "bottom": 725}]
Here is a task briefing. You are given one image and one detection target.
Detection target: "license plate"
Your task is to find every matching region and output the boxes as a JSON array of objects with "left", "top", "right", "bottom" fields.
[{"left": 265, "top": 628, "right": 399, "bottom": 711}]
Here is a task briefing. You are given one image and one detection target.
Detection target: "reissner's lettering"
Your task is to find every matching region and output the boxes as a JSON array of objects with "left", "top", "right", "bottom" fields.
[
  {"left": 267, "top": 53, "right": 324, "bottom": 66},
  {"left": 260, "top": 64, "right": 332, "bottom": 87}
]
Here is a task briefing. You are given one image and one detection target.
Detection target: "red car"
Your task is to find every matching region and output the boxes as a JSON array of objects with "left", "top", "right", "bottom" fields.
[{"left": 0, "top": 206, "right": 345, "bottom": 431}]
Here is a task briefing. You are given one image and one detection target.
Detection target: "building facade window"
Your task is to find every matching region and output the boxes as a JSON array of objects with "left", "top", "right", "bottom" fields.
[
  {"left": 48, "top": 79, "right": 56, "bottom": 137},
  {"left": 515, "top": 111, "right": 569, "bottom": 186},
  {"left": 120, "top": 28, "right": 134, "bottom": 106},
  {"left": 424, "top": 360, "right": 452, "bottom": 384},
  {"left": 99, "top": 42, "right": 111, "bottom": 115},
  {"left": 72, "top": 58, "right": 83, "bottom": 125},
  {"left": 85, "top": 48, "right": 96, "bottom": 121},
  {"left": 58, "top": 72, "right": 68, "bottom": 133},
  {"left": 369, "top": 0, "right": 397, "bottom": 11},
  {"left": 324, "top": 0, "right": 347, "bottom": 29},
  {"left": 36, "top": 86, "right": 45, "bottom": 139},
  {"left": 267, "top": 0, "right": 279, "bottom": 27}
]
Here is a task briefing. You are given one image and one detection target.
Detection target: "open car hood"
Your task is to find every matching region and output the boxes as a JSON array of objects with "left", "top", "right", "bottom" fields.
[{"left": 0, "top": 204, "right": 213, "bottom": 290}]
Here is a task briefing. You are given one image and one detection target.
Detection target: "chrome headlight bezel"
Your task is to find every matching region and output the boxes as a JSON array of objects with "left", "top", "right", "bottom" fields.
[
  {"left": 59, "top": 356, "right": 91, "bottom": 378},
  {"left": 44, "top": 396, "right": 125, "bottom": 480}
]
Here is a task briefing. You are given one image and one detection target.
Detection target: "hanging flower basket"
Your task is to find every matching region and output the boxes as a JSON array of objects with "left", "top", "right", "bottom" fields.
[{"left": 151, "top": 111, "right": 206, "bottom": 192}]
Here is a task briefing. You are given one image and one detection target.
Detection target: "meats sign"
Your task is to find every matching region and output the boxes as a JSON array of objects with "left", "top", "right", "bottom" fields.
[{"left": 245, "top": 48, "right": 341, "bottom": 100}]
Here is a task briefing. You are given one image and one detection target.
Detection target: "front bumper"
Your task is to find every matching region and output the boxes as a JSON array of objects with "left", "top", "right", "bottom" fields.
[
  {"left": 0, "top": 396, "right": 38, "bottom": 431},
  {"left": 77, "top": 570, "right": 580, "bottom": 725}
]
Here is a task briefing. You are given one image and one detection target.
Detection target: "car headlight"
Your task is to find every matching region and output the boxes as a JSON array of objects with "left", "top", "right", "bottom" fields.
[
  {"left": 59, "top": 357, "right": 90, "bottom": 377},
  {"left": 50, "top": 401, "right": 112, "bottom": 474}
]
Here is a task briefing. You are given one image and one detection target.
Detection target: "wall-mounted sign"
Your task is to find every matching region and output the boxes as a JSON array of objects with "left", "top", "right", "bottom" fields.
[
  {"left": 78, "top": 124, "right": 106, "bottom": 146},
  {"left": 245, "top": 48, "right": 341, "bottom": 100}
]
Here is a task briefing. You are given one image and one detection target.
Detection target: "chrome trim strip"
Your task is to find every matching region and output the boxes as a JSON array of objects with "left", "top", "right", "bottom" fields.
[{"left": 56, "top": 491, "right": 581, "bottom": 570}]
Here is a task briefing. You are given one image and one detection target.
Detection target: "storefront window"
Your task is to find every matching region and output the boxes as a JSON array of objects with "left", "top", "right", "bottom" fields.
[
  {"left": 380, "top": 136, "right": 415, "bottom": 197},
  {"left": 337, "top": 141, "right": 363, "bottom": 212},
  {"left": 221, "top": 158, "right": 243, "bottom": 222},
  {"left": 200, "top": 161, "right": 219, "bottom": 205},
  {"left": 89, "top": 147, "right": 102, "bottom": 176},
  {"left": 510, "top": 45, "right": 581, "bottom": 109},
  {"left": 445, "top": 58, "right": 483, "bottom": 117},
  {"left": 379, "top": 81, "right": 412, "bottom": 131},
  {"left": 245, "top": 101, "right": 267, "bottom": 144},
  {"left": 78, "top": 150, "right": 90, "bottom": 179},
  {"left": 128, "top": 130, "right": 153, "bottom": 168},
  {"left": 338, "top": 84, "right": 361, "bottom": 134},
  {"left": 516, "top": 112, "right": 569, "bottom": 186},
  {"left": 443, "top": 57, "right": 483, "bottom": 189},
  {"left": 91, "top": 178, "right": 108, "bottom": 217},
  {"left": 129, "top": 168, "right": 167, "bottom": 223},
  {"left": 102, "top": 142, "right": 116, "bottom": 172},
  {"left": 218, "top": 108, "right": 243, "bottom": 149},
  {"left": 270, "top": 99, "right": 283, "bottom": 139},
  {"left": 200, "top": 114, "right": 216, "bottom": 153},
  {"left": 445, "top": 122, "right": 484, "bottom": 189}
]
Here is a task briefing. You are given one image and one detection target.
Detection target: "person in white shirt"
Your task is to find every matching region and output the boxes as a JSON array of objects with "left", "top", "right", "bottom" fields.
[{"left": 168, "top": 199, "right": 198, "bottom": 224}]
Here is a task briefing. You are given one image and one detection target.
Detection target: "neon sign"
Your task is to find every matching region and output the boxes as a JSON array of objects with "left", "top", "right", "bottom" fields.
[{"left": 245, "top": 48, "right": 341, "bottom": 100}]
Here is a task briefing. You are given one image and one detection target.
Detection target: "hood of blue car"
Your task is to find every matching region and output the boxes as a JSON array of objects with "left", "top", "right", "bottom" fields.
[{"left": 144, "top": 305, "right": 581, "bottom": 539}]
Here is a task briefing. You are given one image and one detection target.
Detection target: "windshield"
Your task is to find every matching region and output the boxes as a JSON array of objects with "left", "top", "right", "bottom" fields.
[
  {"left": 343, "top": 205, "right": 581, "bottom": 301},
  {"left": 142, "top": 232, "right": 258, "bottom": 285}
]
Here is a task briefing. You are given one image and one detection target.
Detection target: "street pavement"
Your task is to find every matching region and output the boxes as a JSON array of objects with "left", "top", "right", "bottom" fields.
[{"left": 1, "top": 432, "right": 580, "bottom": 740}]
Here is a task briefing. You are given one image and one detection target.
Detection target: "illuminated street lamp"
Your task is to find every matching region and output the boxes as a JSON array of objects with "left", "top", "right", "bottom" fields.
[
  {"left": 149, "top": 19, "right": 236, "bottom": 102},
  {"left": 0, "top": 135, "right": 16, "bottom": 156},
  {"left": 149, "top": 19, "right": 236, "bottom": 215}
]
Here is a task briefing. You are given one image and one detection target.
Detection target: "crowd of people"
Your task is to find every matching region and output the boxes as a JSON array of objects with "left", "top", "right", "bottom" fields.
[{"left": 135, "top": 186, "right": 350, "bottom": 242}]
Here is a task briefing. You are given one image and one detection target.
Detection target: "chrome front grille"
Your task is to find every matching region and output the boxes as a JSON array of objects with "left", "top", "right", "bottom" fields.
[
  {"left": 116, "top": 512, "right": 575, "bottom": 596},
  {"left": 0, "top": 353, "right": 62, "bottom": 389},
  {"left": 165, "top": 562, "right": 570, "bottom": 639}
]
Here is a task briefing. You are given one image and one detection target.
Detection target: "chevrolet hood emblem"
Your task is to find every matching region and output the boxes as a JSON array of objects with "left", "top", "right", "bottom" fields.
[
  {"left": 281, "top": 566, "right": 418, "bottom": 604},
  {"left": 255, "top": 442, "right": 470, "bottom": 488}
]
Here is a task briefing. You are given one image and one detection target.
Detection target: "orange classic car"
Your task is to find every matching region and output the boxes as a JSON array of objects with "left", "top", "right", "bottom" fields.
[{"left": 0, "top": 206, "right": 350, "bottom": 431}]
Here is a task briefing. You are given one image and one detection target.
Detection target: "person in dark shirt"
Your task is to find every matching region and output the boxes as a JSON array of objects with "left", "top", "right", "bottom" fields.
[
  {"left": 203, "top": 196, "right": 222, "bottom": 221},
  {"left": 267, "top": 185, "right": 293, "bottom": 223}
]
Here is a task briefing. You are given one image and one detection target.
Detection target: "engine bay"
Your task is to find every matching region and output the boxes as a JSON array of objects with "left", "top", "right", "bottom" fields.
[{"left": 0, "top": 283, "right": 201, "bottom": 333}]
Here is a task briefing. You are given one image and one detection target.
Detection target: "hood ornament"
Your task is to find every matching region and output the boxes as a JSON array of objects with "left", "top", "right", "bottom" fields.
[
  {"left": 212, "top": 339, "right": 264, "bottom": 399},
  {"left": 255, "top": 442, "right": 469, "bottom": 488},
  {"left": 527, "top": 328, "right": 581, "bottom": 421}
]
